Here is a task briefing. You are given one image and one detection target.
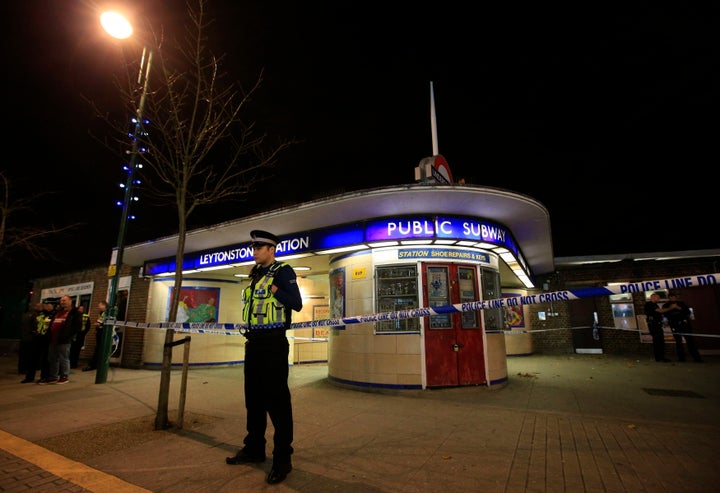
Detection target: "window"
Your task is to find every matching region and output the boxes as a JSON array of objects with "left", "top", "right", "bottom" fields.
[{"left": 375, "top": 265, "right": 420, "bottom": 333}]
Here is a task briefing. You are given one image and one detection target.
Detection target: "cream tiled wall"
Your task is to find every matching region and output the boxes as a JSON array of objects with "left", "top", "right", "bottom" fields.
[
  {"left": 143, "top": 273, "right": 330, "bottom": 367},
  {"left": 485, "top": 333, "right": 509, "bottom": 386},
  {"left": 140, "top": 250, "right": 511, "bottom": 387},
  {"left": 327, "top": 251, "right": 424, "bottom": 387},
  {"left": 327, "top": 248, "right": 513, "bottom": 390}
]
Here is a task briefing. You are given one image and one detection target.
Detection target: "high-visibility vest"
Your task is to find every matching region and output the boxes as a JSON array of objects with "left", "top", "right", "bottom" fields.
[
  {"left": 242, "top": 261, "right": 287, "bottom": 329},
  {"left": 35, "top": 314, "right": 51, "bottom": 335},
  {"left": 96, "top": 310, "right": 106, "bottom": 328}
]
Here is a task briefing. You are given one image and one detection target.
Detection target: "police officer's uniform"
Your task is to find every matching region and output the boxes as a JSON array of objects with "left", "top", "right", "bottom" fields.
[{"left": 226, "top": 230, "right": 303, "bottom": 485}]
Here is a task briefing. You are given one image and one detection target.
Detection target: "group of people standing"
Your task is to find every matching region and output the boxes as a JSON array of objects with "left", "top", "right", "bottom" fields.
[
  {"left": 19, "top": 295, "right": 81, "bottom": 384},
  {"left": 19, "top": 297, "right": 109, "bottom": 384},
  {"left": 19, "top": 229, "right": 301, "bottom": 485},
  {"left": 644, "top": 291, "right": 703, "bottom": 363}
]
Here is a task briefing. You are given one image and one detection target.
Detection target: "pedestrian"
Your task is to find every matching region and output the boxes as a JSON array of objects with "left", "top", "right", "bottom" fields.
[
  {"left": 18, "top": 304, "right": 37, "bottom": 376},
  {"left": 70, "top": 305, "right": 91, "bottom": 369},
  {"left": 644, "top": 292, "right": 671, "bottom": 362},
  {"left": 663, "top": 291, "right": 703, "bottom": 363},
  {"left": 40, "top": 295, "right": 82, "bottom": 384},
  {"left": 225, "top": 230, "right": 303, "bottom": 485},
  {"left": 20, "top": 303, "right": 52, "bottom": 383},
  {"left": 83, "top": 300, "right": 108, "bottom": 372},
  {"left": 24, "top": 303, "right": 55, "bottom": 383}
]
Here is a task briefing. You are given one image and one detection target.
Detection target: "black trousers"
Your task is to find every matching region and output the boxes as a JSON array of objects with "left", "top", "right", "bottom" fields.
[
  {"left": 648, "top": 322, "right": 666, "bottom": 361},
  {"left": 18, "top": 339, "right": 33, "bottom": 374},
  {"left": 242, "top": 336, "right": 293, "bottom": 463},
  {"left": 670, "top": 322, "right": 702, "bottom": 362},
  {"left": 87, "top": 327, "right": 104, "bottom": 369},
  {"left": 24, "top": 335, "right": 50, "bottom": 382},
  {"left": 70, "top": 330, "right": 88, "bottom": 368}
]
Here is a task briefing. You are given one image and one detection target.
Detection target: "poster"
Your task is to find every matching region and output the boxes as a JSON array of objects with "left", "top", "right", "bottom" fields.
[
  {"left": 503, "top": 294, "right": 525, "bottom": 328},
  {"left": 312, "top": 305, "right": 330, "bottom": 339},
  {"left": 168, "top": 286, "right": 220, "bottom": 322},
  {"left": 329, "top": 267, "right": 345, "bottom": 330},
  {"left": 429, "top": 271, "right": 448, "bottom": 298}
]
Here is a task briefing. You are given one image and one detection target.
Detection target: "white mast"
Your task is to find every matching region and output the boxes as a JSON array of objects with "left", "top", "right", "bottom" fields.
[{"left": 430, "top": 81, "right": 439, "bottom": 156}]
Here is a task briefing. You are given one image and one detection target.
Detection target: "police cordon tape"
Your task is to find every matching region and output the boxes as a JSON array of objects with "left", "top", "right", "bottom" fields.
[{"left": 108, "top": 272, "right": 720, "bottom": 339}]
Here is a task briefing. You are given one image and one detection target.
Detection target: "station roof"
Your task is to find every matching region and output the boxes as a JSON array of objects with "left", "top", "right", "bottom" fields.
[{"left": 123, "top": 184, "right": 555, "bottom": 284}]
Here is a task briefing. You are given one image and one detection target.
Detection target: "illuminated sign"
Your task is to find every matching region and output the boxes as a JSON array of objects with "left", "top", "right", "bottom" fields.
[
  {"left": 310, "top": 223, "right": 364, "bottom": 249},
  {"left": 144, "top": 235, "right": 312, "bottom": 275},
  {"left": 143, "top": 215, "right": 526, "bottom": 277},
  {"left": 367, "top": 217, "right": 513, "bottom": 250},
  {"left": 397, "top": 248, "right": 490, "bottom": 263},
  {"left": 41, "top": 282, "right": 95, "bottom": 299}
]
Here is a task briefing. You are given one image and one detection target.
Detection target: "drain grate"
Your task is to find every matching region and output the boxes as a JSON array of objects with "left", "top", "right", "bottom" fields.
[{"left": 643, "top": 388, "right": 705, "bottom": 398}]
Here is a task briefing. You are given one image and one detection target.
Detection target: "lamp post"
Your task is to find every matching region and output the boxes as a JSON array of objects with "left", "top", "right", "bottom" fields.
[{"left": 96, "top": 12, "right": 152, "bottom": 384}]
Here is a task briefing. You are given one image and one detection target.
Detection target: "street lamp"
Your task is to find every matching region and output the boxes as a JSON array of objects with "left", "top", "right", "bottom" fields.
[{"left": 96, "top": 11, "right": 153, "bottom": 384}]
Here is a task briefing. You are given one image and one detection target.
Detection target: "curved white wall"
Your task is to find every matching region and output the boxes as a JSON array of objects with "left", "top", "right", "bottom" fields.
[{"left": 326, "top": 248, "right": 510, "bottom": 390}]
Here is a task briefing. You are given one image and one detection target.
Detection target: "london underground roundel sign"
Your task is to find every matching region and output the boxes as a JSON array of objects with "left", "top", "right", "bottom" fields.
[{"left": 431, "top": 155, "right": 453, "bottom": 185}]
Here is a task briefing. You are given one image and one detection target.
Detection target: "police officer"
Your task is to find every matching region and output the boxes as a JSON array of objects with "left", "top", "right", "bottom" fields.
[
  {"left": 70, "top": 305, "right": 91, "bottom": 368},
  {"left": 663, "top": 292, "right": 703, "bottom": 363},
  {"left": 644, "top": 292, "right": 671, "bottom": 362},
  {"left": 83, "top": 300, "right": 109, "bottom": 372},
  {"left": 20, "top": 303, "right": 53, "bottom": 383},
  {"left": 226, "top": 230, "right": 303, "bottom": 485}
]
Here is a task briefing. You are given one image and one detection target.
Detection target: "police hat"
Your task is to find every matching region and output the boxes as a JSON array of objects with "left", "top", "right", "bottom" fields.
[{"left": 250, "top": 229, "right": 279, "bottom": 247}]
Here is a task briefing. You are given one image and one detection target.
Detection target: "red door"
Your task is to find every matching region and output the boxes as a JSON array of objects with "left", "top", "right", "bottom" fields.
[{"left": 423, "top": 264, "right": 486, "bottom": 387}]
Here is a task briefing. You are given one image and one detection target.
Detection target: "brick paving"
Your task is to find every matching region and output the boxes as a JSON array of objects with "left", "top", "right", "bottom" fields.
[
  {"left": 0, "top": 449, "right": 91, "bottom": 492},
  {"left": 1, "top": 353, "right": 719, "bottom": 492}
]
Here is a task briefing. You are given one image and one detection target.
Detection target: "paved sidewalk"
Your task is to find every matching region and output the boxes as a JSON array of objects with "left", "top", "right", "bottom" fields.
[{"left": 1, "top": 352, "right": 719, "bottom": 492}]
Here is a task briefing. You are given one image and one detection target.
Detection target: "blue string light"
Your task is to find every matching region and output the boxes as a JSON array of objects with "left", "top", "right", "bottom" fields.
[{"left": 114, "top": 116, "right": 148, "bottom": 220}]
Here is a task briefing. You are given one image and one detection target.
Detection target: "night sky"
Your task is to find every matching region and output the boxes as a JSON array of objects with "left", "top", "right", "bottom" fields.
[{"left": 3, "top": 1, "right": 717, "bottom": 281}]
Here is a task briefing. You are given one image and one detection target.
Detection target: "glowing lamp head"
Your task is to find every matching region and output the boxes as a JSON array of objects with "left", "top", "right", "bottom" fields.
[{"left": 100, "top": 12, "right": 133, "bottom": 39}]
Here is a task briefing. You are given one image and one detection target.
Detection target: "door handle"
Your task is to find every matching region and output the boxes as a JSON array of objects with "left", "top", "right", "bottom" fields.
[{"left": 452, "top": 343, "right": 464, "bottom": 352}]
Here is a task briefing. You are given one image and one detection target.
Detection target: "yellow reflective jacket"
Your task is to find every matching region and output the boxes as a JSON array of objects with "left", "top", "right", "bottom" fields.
[
  {"left": 242, "top": 262, "right": 287, "bottom": 329},
  {"left": 35, "top": 314, "right": 51, "bottom": 335}
]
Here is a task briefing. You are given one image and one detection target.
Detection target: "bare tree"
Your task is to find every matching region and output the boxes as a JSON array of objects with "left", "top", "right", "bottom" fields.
[
  {"left": 91, "top": 0, "right": 296, "bottom": 428},
  {"left": 0, "top": 170, "right": 80, "bottom": 264}
]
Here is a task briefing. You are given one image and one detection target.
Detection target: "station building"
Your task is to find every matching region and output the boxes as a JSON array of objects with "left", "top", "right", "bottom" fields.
[{"left": 25, "top": 161, "right": 720, "bottom": 391}]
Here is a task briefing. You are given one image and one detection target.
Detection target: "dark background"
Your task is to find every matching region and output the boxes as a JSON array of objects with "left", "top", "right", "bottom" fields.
[{"left": 2, "top": 1, "right": 717, "bottom": 282}]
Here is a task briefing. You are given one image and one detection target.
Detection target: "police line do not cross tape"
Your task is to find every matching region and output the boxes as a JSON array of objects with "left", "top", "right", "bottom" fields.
[{"left": 110, "top": 272, "right": 720, "bottom": 334}]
